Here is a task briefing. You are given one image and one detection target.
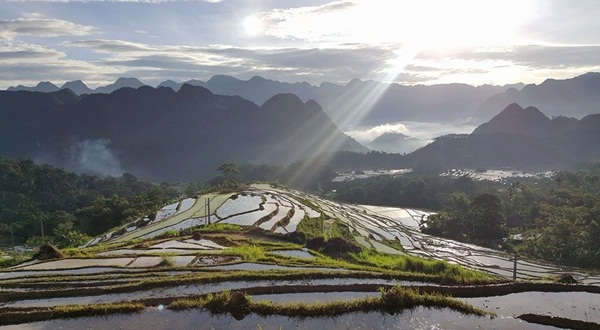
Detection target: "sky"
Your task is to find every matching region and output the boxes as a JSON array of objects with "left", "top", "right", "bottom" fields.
[{"left": 1, "top": 0, "right": 599, "bottom": 89}]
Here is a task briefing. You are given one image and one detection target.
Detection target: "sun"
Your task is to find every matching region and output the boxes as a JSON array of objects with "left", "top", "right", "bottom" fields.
[
  {"left": 243, "top": 15, "right": 263, "bottom": 36},
  {"left": 351, "top": 0, "right": 538, "bottom": 48}
]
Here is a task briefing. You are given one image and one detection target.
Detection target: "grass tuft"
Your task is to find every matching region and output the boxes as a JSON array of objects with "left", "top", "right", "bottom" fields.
[
  {"left": 350, "top": 250, "right": 488, "bottom": 283},
  {"left": 224, "top": 244, "right": 265, "bottom": 261},
  {"left": 168, "top": 284, "right": 492, "bottom": 318},
  {"left": 156, "top": 256, "right": 176, "bottom": 268}
]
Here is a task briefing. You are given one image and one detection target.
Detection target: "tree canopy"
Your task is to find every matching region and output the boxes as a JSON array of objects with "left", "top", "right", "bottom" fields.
[{"left": 0, "top": 157, "right": 179, "bottom": 247}]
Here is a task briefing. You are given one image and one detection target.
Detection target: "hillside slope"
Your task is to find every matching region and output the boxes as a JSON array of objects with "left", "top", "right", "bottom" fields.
[
  {"left": 0, "top": 86, "right": 364, "bottom": 181},
  {"left": 408, "top": 103, "right": 600, "bottom": 169},
  {"left": 474, "top": 72, "right": 600, "bottom": 122}
]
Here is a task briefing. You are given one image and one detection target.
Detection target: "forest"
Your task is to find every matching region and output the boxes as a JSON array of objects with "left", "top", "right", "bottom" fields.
[
  {"left": 0, "top": 157, "right": 179, "bottom": 247},
  {"left": 3, "top": 155, "right": 600, "bottom": 268},
  {"left": 332, "top": 163, "right": 600, "bottom": 268}
]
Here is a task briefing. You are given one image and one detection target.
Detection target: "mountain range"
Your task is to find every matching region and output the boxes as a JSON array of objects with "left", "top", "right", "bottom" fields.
[
  {"left": 9, "top": 72, "right": 600, "bottom": 133},
  {"left": 4, "top": 72, "right": 600, "bottom": 177},
  {"left": 0, "top": 86, "right": 363, "bottom": 181},
  {"left": 165, "top": 76, "right": 511, "bottom": 128},
  {"left": 408, "top": 103, "right": 600, "bottom": 169},
  {"left": 368, "top": 132, "right": 429, "bottom": 154},
  {"left": 7, "top": 77, "right": 146, "bottom": 96},
  {"left": 6, "top": 75, "right": 515, "bottom": 129},
  {"left": 473, "top": 72, "right": 600, "bottom": 122}
]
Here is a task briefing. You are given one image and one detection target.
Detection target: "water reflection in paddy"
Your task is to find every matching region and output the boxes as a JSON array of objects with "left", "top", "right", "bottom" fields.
[
  {"left": 202, "top": 262, "right": 338, "bottom": 271},
  {"left": 253, "top": 291, "right": 380, "bottom": 303},
  {"left": 462, "top": 291, "right": 600, "bottom": 323},
  {"left": 269, "top": 249, "right": 315, "bottom": 259},
  {"left": 1, "top": 278, "right": 415, "bottom": 308},
  {"left": 0, "top": 267, "right": 143, "bottom": 280},
  {"left": 0, "top": 307, "right": 555, "bottom": 330}
]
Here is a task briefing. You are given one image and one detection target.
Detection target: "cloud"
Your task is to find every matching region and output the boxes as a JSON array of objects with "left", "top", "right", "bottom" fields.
[
  {"left": 0, "top": 43, "right": 64, "bottom": 62},
  {"left": 0, "top": 42, "right": 119, "bottom": 87},
  {"left": 346, "top": 123, "right": 410, "bottom": 143},
  {"left": 66, "top": 39, "right": 401, "bottom": 84},
  {"left": 0, "top": 18, "right": 94, "bottom": 39},
  {"left": 417, "top": 44, "right": 600, "bottom": 70},
  {"left": 251, "top": 1, "right": 362, "bottom": 42},
  {"left": 67, "top": 40, "right": 155, "bottom": 53},
  {"left": 305, "top": 1, "right": 357, "bottom": 14},
  {"left": 5, "top": 0, "right": 221, "bottom": 2},
  {"left": 346, "top": 121, "right": 478, "bottom": 143},
  {"left": 391, "top": 72, "right": 432, "bottom": 84},
  {"left": 404, "top": 64, "right": 446, "bottom": 72}
]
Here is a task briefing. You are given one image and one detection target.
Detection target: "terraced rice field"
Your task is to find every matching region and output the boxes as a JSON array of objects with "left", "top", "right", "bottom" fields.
[
  {"left": 111, "top": 184, "right": 594, "bottom": 284},
  {"left": 2, "top": 183, "right": 600, "bottom": 328}
]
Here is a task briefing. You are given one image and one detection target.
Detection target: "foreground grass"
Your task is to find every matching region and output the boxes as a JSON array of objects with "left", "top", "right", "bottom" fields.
[
  {"left": 0, "top": 302, "right": 144, "bottom": 326},
  {"left": 190, "top": 223, "right": 241, "bottom": 233},
  {"left": 169, "top": 285, "right": 493, "bottom": 318},
  {"left": 0, "top": 251, "right": 35, "bottom": 269},
  {"left": 350, "top": 250, "right": 490, "bottom": 283},
  {"left": 0, "top": 285, "right": 491, "bottom": 326},
  {"left": 0, "top": 269, "right": 384, "bottom": 302},
  {"left": 224, "top": 245, "right": 266, "bottom": 261},
  {"left": 218, "top": 239, "right": 493, "bottom": 285}
]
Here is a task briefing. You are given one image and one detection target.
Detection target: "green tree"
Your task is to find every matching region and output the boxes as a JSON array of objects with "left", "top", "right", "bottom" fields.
[
  {"left": 53, "top": 221, "right": 91, "bottom": 248},
  {"left": 218, "top": 162, "right": 239, "bottom": 178},
  {"left": 424, "top": 193, "right": 470, "bottom": 241},
  {"left": 468, "top": 193, "right": 507, "bottom": 246},
  {"left": 217, "top": 162, "right": 240, "bottom": 185},
  {"left": 75, "top": 195, "right": 134, "bottom": 236}
]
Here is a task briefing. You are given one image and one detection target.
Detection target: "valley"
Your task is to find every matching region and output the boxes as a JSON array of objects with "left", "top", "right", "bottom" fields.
[
  {"left": 2, "top": 183, "right": 599, "bottom": 329},
  {"left": 1, "top": 1, "right": 600, "bottom": 328}
]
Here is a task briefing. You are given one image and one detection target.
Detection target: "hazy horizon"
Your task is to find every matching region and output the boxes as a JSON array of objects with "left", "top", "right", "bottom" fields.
[{"left": 1, "top": 1, "right": 599, "bottom": 89}]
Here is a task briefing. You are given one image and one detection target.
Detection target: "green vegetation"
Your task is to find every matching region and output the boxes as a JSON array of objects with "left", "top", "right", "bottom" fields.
[
  {"left": 157, "top": 256, "right": 176, "bottom": 268},
  {"left": 333, "top": 163, "right": 600, "bottom": 268},
  {"left": 0, "top": 301, "right": 145, "bottom": 326},
  {"left": 155, "top": 229, "right": 180, "bottom": 239},
  {"left": 350, "top": 250, "right": 489, "bottom": 282},
  {"left": 224, "top": 244, "right": 266, "bottom": 261},
  {"left": 0, "top": 157, "right": 179, "bottom": 247},
  {"left": 330, "top": 220, "right": 354, "bottom": 241},
  {"left": 168, "top": 285, "right": 492, "bottom": 318},
  {"left": 188, "top": 223, "right": 241, "bottom": 233},
  {"left": 424, "top": 193, "right": 507, "bottom": 248},
  {"left": 332, "top": 174, "right": 468, "bottom": 210},
  {"left": 296, "top": 216, "right": 324, "bottom": 238}
]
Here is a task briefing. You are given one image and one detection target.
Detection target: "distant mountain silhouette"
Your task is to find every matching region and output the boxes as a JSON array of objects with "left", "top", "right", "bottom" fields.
[
  {"left": 368, "top": 132, "right": 429, "bottom": 154},
  {"left": 7, "top": 81, "right": 59, "bottom": 93},
  {"left": 4, "top": 75, "right": 527, "bottom": 129},
  {"left": 7, "top": 78, "right": 145, "bottom": 95},
  {"left": 408, "top": 103, "right": 600, "bottom": 169},
  {"left": 161, "top": 75, "right": 314, "bottom": 108},
  {"left": 474, "top": 72, "right": 600, "bottom": 122},
  {"left": 9, "top": 72, "right": 600, "bottom": 133},
  {"left": 93, "top": 77, "right": 146, "bottom": 94},
  {"left": 0, "top": 86, "right": 364, "bottom": 181},
  {"left": 158, "top": 75, "right": 509, "bottom": 129},
  {"left": 472, "top": 103, "right": 552, "bottom": 137},
  {"left": 61, "top": 80, "right": 93, "bottom": 95},
  {"left": 156, "top": 79, "right": 180, "bottom": 91}
]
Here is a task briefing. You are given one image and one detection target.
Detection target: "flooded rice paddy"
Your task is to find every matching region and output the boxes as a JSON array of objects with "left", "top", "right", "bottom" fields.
[
  {"left": 269, "top": 249, "right": 315, "bottom": 259},
  {"left": 3, "top": 185, "right": 600, "bottom": 328},
  {"left": 0, "top": 307, "right": 557, "bottom": 330},
  {"left": 76, "top": 185, "right": 600, "bottom": 285}
]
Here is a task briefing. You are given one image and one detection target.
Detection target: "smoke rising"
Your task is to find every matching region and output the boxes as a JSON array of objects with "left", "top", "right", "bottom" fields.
[{"left": 70, "top": 139, "right": 124, "bottom": 177}]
